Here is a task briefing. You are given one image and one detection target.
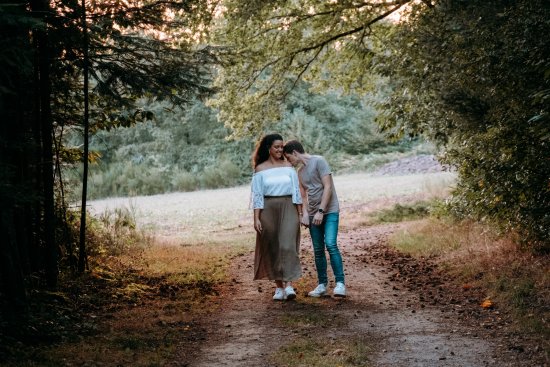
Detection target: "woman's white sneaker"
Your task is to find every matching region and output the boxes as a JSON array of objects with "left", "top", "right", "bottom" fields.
[
  {"left": 333, "top": 282, "right": 346, "bottom": 297},
  {"left": 308, "top": 284, "right": 327, "bottom": 297},
  {"left": 284, "top": 286, "right": 296, "bottom": 300},
  {"left": 273, "top": 287, "right": 285, "bottom": 301}
]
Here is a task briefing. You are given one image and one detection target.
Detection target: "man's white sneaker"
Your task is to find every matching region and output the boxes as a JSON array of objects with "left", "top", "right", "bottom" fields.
[
  {"left": 333, "top": 282, "right": 346, "bottom": 297},
  {"left": 273, "top": 287, "right": 285, "bottom": 301},
  {"left": 308, "top": 284, "right": 327, "bottom": 297},
  {"left": 284, "top": 286, "right": 296, "bottom": 300}
]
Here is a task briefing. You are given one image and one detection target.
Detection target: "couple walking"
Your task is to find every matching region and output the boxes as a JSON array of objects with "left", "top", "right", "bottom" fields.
[{"left": 251, "top": 133, "right": 346, "bottom": 301}]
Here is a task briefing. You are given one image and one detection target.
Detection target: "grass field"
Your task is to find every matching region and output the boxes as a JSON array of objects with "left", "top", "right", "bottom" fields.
[{"left": 88, "top": 171, "right": 456, "bottom": 242}]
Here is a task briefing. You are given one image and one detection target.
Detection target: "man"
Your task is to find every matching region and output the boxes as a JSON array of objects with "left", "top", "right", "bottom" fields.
[{"left": 283, "top": 140, "right": 346, "bottom": 297}]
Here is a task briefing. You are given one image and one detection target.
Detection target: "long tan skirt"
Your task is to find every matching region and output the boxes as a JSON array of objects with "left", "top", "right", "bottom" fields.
[{"left": 254, "top": 196, "right": 301, "bottom": 281}]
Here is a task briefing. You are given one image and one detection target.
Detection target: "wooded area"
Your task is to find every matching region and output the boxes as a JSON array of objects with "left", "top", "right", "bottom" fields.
[
  {"left": 0, "top": 0, "right": 548, "bottom": 343},
  {"left": 0, "top": 0, "right": 218, "bottom": 315}
]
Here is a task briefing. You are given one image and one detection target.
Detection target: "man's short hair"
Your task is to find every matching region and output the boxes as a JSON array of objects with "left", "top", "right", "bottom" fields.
[{"left": 283, "top": 140, "right": 305, "bottom": 154}]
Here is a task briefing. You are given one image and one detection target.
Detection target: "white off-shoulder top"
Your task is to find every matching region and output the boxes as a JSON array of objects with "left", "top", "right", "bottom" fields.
[{"left": 250, "top": 167, "right": 302, "bottom": 209}]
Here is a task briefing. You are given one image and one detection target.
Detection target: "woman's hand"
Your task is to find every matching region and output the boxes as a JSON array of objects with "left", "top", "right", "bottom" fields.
[
  {"left": 254, "top": 217, "right": 262, "bottom": 233},
  {"left": 300, "top": 213, "right": 310, "bottom": 228}
]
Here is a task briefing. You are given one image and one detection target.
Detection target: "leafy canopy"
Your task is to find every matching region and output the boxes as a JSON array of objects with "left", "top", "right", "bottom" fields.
[
  {"left": 211, "top": 0, "right": 549, "bottom": 248},
  {"left": 211, "top": 0, "right": 422, "bottom": 136},
  {"left": 376, "top": 0, "right": 550, "bottom": 249}
]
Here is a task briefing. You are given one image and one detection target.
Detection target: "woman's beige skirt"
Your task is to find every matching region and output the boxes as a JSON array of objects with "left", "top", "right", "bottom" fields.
[{"left": 254, "top": 196, "right": 301, "bottom": 281}]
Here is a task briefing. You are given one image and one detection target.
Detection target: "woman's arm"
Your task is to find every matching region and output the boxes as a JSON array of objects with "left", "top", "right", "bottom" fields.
[
  {"left": 254, "top": 208, "right": 262, "bottom": 233},
  {"left": 299, "top": 179, "right": 310, "bottom": 227}
]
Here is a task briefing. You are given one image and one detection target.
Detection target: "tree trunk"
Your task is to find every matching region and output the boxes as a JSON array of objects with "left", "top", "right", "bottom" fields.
[
  {"left": 0, "top": 7, "right": 34, "bottom": 311},
  {"left": 31, "top": 0, "right": 58, "bottom": 288},
  {"left": 79, "top": 0, "right": 90, "bottom": 273}
]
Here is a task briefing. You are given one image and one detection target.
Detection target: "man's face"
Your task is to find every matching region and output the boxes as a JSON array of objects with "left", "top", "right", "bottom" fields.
[{"left": 284, "top": 151, "right": 299, "bottom": 167}]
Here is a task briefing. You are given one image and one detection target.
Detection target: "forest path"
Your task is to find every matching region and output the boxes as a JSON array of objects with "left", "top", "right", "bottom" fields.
[{"left": 177, "top": 221, "right": 526, "bottom": 367}]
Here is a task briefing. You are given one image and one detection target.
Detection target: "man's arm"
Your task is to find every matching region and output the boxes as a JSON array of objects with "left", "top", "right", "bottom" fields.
[{"left": 312, "top": 174, "right": 333, "bottom": 226}]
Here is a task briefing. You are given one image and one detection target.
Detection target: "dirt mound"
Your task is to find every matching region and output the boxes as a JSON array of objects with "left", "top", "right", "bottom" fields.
[{"left": 374, "top": 154, "right": 450, "bottom": 176}]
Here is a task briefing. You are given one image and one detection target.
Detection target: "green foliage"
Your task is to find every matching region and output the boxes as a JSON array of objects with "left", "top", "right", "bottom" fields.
[
  {"left": 370, "top": 201, "right": 434, "bottom": 224},
  {"left": 74, "top": 84, "right": 420, "bottom": 199},
  {"left": 210, "top": 0, "right": 549, "bottom": 249},
  {"left": 210, "top": 0, "right": 417, "bottom": 135},
  {"left": 377, "top": 0, "right": 550, "bottom": 249},
  {"left": 88, "top": 206, "right": 152, "bottom": 256}
]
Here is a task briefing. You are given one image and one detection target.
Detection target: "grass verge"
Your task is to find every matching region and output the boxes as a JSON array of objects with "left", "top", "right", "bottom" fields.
[
  {"left": 272, "top": 336, "right": 373, "bottom": 367},
  {"left": 387, "top": 218, "right": 549, "bottom": 352},
  {"left": 0, "top": 208, "right": 252, "bottom": 366},
  {"left": 366, "top": 200, "right": 435, "bottom": 225}
]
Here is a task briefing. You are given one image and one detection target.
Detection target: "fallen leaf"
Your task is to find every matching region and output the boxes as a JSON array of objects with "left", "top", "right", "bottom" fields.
[{"left": 481, "top": 299, "right": 494, "bottom": 309}]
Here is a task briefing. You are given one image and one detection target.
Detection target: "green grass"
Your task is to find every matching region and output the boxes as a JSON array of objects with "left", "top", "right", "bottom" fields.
[
  {"left": 272, "top": 337, "right": 372, "bottom": 367},
  {"left": 369, "top": 201, "right": 434, "bottom": 224},
  {"left": 387, "top": 218, "right": 549, "bottom": 350}
]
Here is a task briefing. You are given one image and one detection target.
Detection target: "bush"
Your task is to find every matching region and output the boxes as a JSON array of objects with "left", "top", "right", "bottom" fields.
[
  {"left": 200, "top": 160, "right": 241, "bottom": 189},
  {"left": 378, "top": 0, "right": 550, "bottom": 249},
  {"left": 172, "top": 171, "right": 199, "bottom": 192}
]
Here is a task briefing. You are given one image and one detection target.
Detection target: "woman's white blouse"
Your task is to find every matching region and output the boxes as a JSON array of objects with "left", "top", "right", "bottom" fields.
[{"left": 251, "top": 167, "right": 302, "bottom": 209}]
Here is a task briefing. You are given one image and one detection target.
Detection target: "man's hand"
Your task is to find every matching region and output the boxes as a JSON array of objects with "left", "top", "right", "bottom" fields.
[{"left": 312, "top": 212, "right": 323, "bottom": 226}]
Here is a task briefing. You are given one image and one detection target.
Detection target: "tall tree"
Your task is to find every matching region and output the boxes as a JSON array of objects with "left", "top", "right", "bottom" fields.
[
  {"left": 30, "top": 0, "right": 59, "bottom": 287},
  {"left": 0, "top": 2, "right": 36, "bottom": 312},
  {"left": 0, "top": 0, "right": 220, "bottom": 310},
  {"left": 375, "top": 0, "right": 550, "bottom": 249},
  {"left": 78, "top": 0, "right": 91, "bottom": 273}
]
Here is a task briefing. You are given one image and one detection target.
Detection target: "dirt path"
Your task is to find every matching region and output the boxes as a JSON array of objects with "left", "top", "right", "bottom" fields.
[{"left": 174, "top": 222, "right": 535, "bottom": 367}]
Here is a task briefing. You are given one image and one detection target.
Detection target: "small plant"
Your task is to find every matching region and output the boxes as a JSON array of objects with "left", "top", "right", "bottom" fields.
[
  {"left": 369, "top": 200, "right": 435, "bottom": 224},
  {"left": 273, "top": 337, "right": 372, "bottom": 367},
  {"left": 172, "top": 170, "right": 199, "bottom": 192},
  {"left": 89, "top": 205, "right": 152, "bottom": 256}
]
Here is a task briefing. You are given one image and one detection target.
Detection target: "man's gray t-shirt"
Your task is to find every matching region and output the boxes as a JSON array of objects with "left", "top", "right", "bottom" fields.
[{"left": 299, "top": 155, "right": 339, "bottom": 215}]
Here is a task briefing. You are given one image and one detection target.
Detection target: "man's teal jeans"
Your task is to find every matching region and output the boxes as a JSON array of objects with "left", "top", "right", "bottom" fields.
[{"left": 309, "top": 212, "right": 345, "bottom": 285}]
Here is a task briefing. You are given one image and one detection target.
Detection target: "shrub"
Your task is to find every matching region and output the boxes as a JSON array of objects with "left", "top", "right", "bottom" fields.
[
  {"left": 172, "top": 170, "right": 199, "bottom": 192},
  {"left": 200, "top": 160, "right": 241, "bottom": 189}
]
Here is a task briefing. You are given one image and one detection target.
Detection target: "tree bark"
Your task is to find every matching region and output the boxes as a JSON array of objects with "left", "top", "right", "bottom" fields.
[
  {"left": 0, "top": 6, "right": 33, "bottom": 311},
  {"left": 31, "top": 0, "right": 59, "bottom": 288},
  {"left": 79, "top": 0, "right": 90, "bottom": 273}
]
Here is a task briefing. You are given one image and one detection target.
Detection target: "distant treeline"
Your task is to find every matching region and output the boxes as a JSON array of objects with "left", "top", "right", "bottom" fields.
[{"left": 69, "top": 83, "right": 426, "bottom": 200}]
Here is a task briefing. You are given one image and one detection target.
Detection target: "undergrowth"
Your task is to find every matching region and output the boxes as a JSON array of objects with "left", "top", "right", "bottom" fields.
[
  {"left": 367, "top": 200, "right": 435, "bottom": 224},
  {"left": 272, "top": 336, "right": 372, "bottom": 367},
  {"left": 0, "top": 207, "right": 241, "bottom": 366},
  {"left": 387, "top": 218, "right": 549, "bottom": 351}
]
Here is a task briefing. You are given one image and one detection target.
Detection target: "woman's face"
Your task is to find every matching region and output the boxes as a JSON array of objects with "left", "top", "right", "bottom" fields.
[{"left": 269, "top": 140, "right": 284, "bottom": 160}]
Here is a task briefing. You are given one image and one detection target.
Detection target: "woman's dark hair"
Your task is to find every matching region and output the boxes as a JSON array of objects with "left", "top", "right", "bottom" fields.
[
  {"left": 283, "top": 140, "right": 305, "bottom": 154},
  {"left": 252, "top": 133, "right": 284, "bottom": 168}
]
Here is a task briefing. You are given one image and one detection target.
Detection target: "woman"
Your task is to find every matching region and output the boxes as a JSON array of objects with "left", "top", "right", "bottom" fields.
[{"left": 251, "top": 133, "right": 303, "bottom": 300}]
